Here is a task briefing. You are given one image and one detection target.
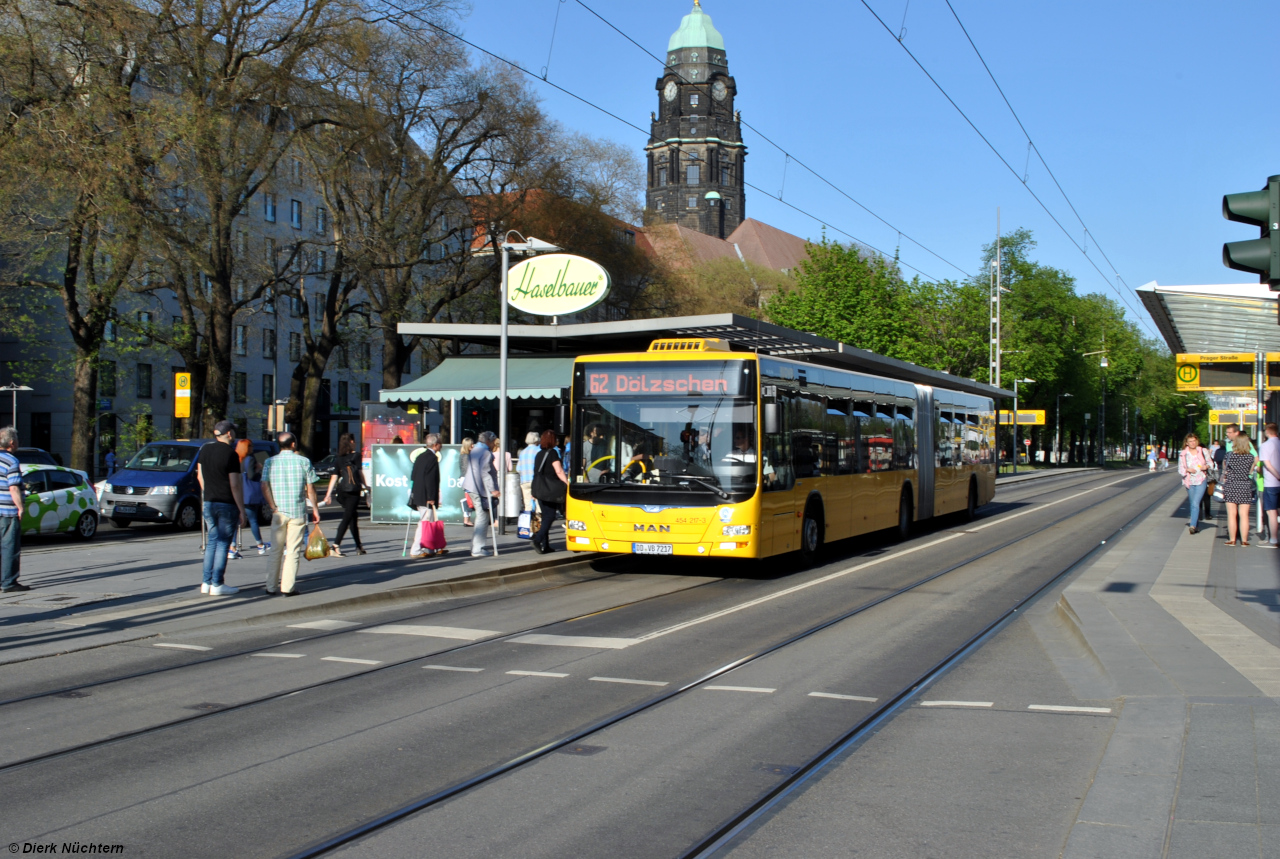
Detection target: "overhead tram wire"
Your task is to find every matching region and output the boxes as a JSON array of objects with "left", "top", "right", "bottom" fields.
[
  {"left": 855, "top": 0, "right": 1160, "bottom": 336},
  {"left": 379, "top": 13, "right": 944, "bottom": 281},
  {"left": 571, "top": 0, "right": 974, "bottom": 281},
  {"left": 942, "top": 0, "right": 1141, "bottom": 313}
]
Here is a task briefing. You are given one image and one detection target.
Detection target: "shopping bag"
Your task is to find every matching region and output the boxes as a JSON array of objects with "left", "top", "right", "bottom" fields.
[
  {"left": 1212, "top": 482, "right": 1225, "bottom": 502},
  {"left": 418, "top": 506, "right": 446, "bottom": 552},
  {"left": 517, "top": 511, "right": 533, "bottom": 539},
  {"left": 304, "top": 525, "right": 330, "bottom": 561}
]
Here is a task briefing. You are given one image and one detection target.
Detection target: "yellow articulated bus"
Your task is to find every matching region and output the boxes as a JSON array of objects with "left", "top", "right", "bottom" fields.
[{"left": 564, "top": 338, "right": 996, "bottom": 561}]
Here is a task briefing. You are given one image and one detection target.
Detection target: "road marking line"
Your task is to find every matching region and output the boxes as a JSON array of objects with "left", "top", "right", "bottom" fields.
[
  {"left": 510, "top": 633, "right": 641, "bottom": 649},
  {"left": 590, "top": 676, "right": 669, "bottom": 687},
  {"left": 706, "top": 685, "right": 776, "bottom": 694},
  {"left": 920, "top": 700, "right": 993, "bottom": 708},
  {"left": 424, "top": 665, "right": 484, "bottom": 672},
  {"left": 252, "top": 653, "right": 305, "bottom": 659},
  {"left": 1028, "top": 704, "right": 1112, "bottom": 714},
  {"left": 507, "top": 670, "right": 569, "bottom": 678},
  {"left": 288, "top": 620, "right": 359, "bottom": 630},
  {"left": 360, "top": 625, "right": 498, "bottom": 640},
  {"left": 153, "top": 643, "right": 211, "bottom": 651},
  {"left": 321, "top": 656, "right": 381, "bottom": 665},
  {"left": 633, "top": 477, "right": 1135, "bottom": 645},
  {"left": 808, "top": 691, "right": 878, "bottom": 702}
]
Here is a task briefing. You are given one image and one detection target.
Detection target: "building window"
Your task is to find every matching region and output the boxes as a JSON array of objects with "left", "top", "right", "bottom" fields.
[
  {"left": 265, "top": 237, "right": 277, "bottom": 269},
  {"left": 136, "top": 310, "right": 153, "bottom": 345},
  {"left": 100, "top": 361, "right": 117, "bottom": 397},
  {"left": 315, "top": 250, "right": 327, "bottom": 276},
  {"left": 236, "top": 229, "right": 247, "bottom": 256},
  {"left": 290, "top": 158, "right": 302, "bottom": 184},
  {"left": 687, "top": 196, "right": 697, "bottom": 208},
  {"left": 657, "top": 166, "right": 668, "bottom": 187},
  {"left": 263, "top": 287, "right": 274, "bottom": 315},
  {"left": 337, "top": 380, "right": 348, "bottom": 409},
  {"left": 290, "top": 199, "right": 302, "bottom": 229},
  {"left": 690, "top": 93, "right": 699, "bottom": 106},
  {"left": 263, "top": 328, "right": 276, "bottom": 359},
  {"left": 359, "top": 382, "right": 370, "bottom": 402},
  {"left": 289, "top": 331, "right": 302, "bottom": 361},
  {"left": 721, "top": 164, "right": 731, "bottom": 185},
  {"left": 136, "top": 363, "right": 152, "bottom": 399},
  {"left": 263, "top": 192, "right": 276, "bottom": 223},
  {"left": 262, "top": 374, "right": 274, "bottom": 405},
  {"left": 357, "top": 342, "right": 371, "bottom": 372},
  {"left": 234, "top": 325, "right": 247, "bottom": 356},
  {"left": 289, "top": 292, "right": 305, "bottom": 317},
  {"left": 336, "top": 345, "right": 349, "bottom": 370},
  {"left": 104, "top": 319, "right": 116, "bottom": 342},
  {"left": 725, "top": 198, "right": 733, "bottom": 210},
  {"left": 312, "top": 292, "right": 324, "bottom": 322},
  {"left": 234, "top": 279, "right": 246, "bottom": 303},
  {"left": 233, "top": 371, "right": 247, "bottom": 403},
  {"left": 315, "top": 206, "right": 327, "bottom": 234},
  {"left": 686, "top": 164, "right": 699, "bottom": 185}
]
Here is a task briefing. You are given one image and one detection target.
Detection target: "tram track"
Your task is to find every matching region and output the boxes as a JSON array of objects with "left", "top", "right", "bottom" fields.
[{"left": 282, "top": 469, "right": 1171, "bottom": 859}]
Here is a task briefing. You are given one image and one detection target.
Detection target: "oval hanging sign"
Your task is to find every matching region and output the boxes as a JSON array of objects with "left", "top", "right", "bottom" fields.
[{"left": 507, "top": 253, "right": 611, "bottom": 317}]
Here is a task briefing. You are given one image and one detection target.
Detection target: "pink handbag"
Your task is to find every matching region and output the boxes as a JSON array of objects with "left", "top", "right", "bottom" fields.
[{"left": 419, "top": 507, "right": 446, "bottom": 552}]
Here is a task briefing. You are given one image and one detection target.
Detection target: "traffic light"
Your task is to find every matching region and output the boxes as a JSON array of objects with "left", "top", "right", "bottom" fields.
[{"left": 1222, "top": 174, "right": 1280, "bottom": 287}]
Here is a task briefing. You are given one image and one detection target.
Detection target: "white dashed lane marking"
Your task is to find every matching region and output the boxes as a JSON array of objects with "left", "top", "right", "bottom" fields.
[
  {"left": 424, "top": 665, "right": 484, "bottom": 672},
  {"left": 509, "top": 634, "right": 641, "bottom": 649},
  {"left": 589, "top": 676, "right": 669, "bottom": 687},
  {"left": 321, "top": 656, "right": 381, "bottom": 665},
  {"left": 921, "top": 700, "right": 993, "bottom": 708},
  {"left": 507, "top": 670, "right": 569, "bottom": 678},
  {"left": 808, "top": 692, "right": 878, "bottom": 702},
  {"left": 154, "top": 643, "right": 212, "bottom": 651},
  {"left": 1028, "top": 704, "right": 1112, "bottom": 714},
  {"left": 706, "top": 685, "right": 775, "bottom": 694},
  {"left": 253, "top": 653, "right": 305, "bottom": 659},
  {"left": 360, "top": 625, "right": 498, "bottom": 640},
  {"left": 288, "top": 620, "right": 359, "bottom": 630}
]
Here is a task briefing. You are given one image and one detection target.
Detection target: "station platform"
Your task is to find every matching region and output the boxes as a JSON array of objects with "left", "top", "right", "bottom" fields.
[{"left": 726, "top": 475, "right": 1279, "bottom": 859}]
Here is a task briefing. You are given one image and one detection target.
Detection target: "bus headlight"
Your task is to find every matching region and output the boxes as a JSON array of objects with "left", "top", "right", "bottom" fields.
[
  {"left": 567, "top": 520, "right": 587, "bottom": 532},
  {"left": 722, "top": 525, "right": 751, "bottom": 536}
]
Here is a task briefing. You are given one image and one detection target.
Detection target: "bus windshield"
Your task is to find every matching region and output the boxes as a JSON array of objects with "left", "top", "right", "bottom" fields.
[{"left": 572, "top": 360, "right": 757, "bottom": 500}]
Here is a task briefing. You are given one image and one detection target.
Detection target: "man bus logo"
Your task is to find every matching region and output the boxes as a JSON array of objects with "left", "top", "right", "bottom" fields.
[
  {"left": 1177, "top": 364, "right": 1199, "bottom": 384},
  {"left": 634, "top": 524, "right": 671, "bottom": 533}
]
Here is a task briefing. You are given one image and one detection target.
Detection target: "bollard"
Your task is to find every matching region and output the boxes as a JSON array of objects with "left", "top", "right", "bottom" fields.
[{"left": 503, "top": 472, "right": 523, "bottom": 518}]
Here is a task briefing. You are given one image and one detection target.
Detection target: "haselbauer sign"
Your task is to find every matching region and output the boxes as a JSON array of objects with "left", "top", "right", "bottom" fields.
[{"left": 507, "top": 253, "right": 611, "bottom": 316}]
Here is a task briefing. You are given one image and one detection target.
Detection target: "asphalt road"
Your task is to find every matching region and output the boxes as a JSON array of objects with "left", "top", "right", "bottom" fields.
[{"left": 0, "top": 469, "right": 1176, "bottom": 858}]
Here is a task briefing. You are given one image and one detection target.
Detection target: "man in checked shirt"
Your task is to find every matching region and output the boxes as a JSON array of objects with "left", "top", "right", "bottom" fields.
[{"left": 261, "top": 432, "right": 320, "bottom": 596}]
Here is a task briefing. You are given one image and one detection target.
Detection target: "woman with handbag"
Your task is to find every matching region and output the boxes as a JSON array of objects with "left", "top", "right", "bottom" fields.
[
  {"left": 530, "top": 429, "right": 570, "bottom": 554},
  {"left": 1222, "top": 435, "right": 1258, "bottom": 546},
  {"left": 1178, "top": 433, "right": 1211, "bottom": 535},
  {"left": 458, "top": 437, "right": 475, "bottom": 527},
  {"left": 322, "top": 433, "right": 366, "bottom": 556}
]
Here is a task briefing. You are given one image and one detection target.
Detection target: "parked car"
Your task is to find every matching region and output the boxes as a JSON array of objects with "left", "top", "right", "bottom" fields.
[
  {"left": 312, "top": 454, "right": 337, "bottom": 483},
  {"left": 19, "top": 464, "right": 99, "bottom": 540},
  {"left": 97, "top": 438, "right": 279, "bottom": 530},
  {"left": 15, "top": 448, "right": 57, "bottom": 467}
]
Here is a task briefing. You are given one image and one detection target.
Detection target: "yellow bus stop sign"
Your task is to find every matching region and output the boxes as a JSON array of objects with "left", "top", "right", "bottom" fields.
[{"left": 174, "top": 372, "right": 191, "bottom": 418}]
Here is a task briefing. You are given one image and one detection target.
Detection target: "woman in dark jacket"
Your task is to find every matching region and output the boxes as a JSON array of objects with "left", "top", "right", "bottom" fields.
[
  {"left": 322, "top": 433, "right": 366, "bottom": 556},
  {"left": 531, "top": 429, "right": 570, "bottom": 554}
]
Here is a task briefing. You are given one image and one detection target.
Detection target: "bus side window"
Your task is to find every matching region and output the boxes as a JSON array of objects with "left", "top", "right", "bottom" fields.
[
  {"left": 937, "top": 410, "right": 953, "bottom": 467},
  {"left": 896, "top": 404, "right": 915, "bottom": 469}
]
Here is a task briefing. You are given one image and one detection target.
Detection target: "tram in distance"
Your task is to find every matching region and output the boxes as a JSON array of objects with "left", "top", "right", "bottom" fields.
[{"left": 563, "top": 338, "right": 996, "bottom": 560}]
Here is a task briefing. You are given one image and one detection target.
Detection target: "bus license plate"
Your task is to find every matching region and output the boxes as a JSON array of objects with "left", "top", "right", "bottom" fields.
[
  {"left": 632, "top": 543, "right": 673, "bottom": 555},
  {"left": 114, "top": 505, "right": 137, "bottom": 514}
]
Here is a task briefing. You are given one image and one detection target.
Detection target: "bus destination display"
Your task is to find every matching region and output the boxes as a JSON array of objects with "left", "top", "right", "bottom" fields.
[{"left": 582, "top": 362, "right": 746, "bottom": 397}]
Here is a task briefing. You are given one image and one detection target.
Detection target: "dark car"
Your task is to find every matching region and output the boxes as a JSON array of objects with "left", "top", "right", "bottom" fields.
[
  {"left": 313, "top": 454, "right": 337, "bottom": 482},
  {"left": 98, "top": 438, "right": 279, "bottom": 530},
  {"left": 15, "top": 447, "right": 57, "bottom": 467}
]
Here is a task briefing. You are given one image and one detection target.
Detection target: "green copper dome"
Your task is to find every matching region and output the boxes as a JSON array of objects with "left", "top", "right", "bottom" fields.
[{"left": 668, "top": 2, "right": 725, "bottom": 52}]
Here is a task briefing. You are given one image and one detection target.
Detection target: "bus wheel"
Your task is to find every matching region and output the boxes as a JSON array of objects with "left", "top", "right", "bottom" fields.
[
  {"left": 965, "top": 479, "right": 979, "bottom": 521},
  {"left": 897, "top": 488, "right": 913, "bottom": 541},
  {"left": 800, "top": 503, "right": 824, "bottom": 565}
]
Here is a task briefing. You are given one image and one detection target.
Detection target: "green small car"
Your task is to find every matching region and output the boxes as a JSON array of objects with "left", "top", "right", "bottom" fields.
[{"left": 19, "top": 465, "right": 99, "bottom": 540}]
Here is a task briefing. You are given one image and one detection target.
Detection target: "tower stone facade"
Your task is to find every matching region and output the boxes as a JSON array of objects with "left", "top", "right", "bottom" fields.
[{"left": 645, "top": 2, "right": 745, "bottom": 238}]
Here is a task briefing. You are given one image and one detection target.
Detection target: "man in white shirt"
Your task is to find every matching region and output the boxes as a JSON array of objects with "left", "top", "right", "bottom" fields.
[{"left": 1258, "top": 423, "right": 1280, "bottom": 548}]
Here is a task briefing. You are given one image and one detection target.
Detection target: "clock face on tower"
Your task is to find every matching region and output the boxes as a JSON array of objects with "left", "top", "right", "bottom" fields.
[
  {"left": 712, "top": 80, "right": 727, "bottom": 102},
  {"left": 663, "top": 81, "right": 678, "bottom": 102}
]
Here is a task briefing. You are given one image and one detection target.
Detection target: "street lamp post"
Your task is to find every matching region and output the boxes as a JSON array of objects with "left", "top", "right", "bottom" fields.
[
  {"left": 1083, "top": 344, "right": 1108, "bottom": 467},
  {"left": 0, "top": 384, "right": 33, "bottom": 434},
  {"left": 1055, "top": 392, "right": 1073, "bottom": 467},
  {"left": 1012, "top": 378, "right": 1035, "bottom": 476},
  {"left": 497, "top": 233, "right": 560, "bottom": 535}
]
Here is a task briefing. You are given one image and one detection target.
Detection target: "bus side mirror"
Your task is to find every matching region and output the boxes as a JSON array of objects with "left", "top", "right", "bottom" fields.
[
  {"left": 554, "top": 404, "right": 570, "bottom": 435},
  {"left": 763, "top": 403, "right": 779, "bottom": 435}
]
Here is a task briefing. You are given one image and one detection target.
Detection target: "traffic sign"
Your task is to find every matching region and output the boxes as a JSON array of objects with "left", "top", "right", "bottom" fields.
[
  {"left": 1023, "top": 438, "right": 1031, "bottom": 446},
  {"left": 174, "top": 372, "right": 191, "bottom": 418},
  {"left": 1175, "top": 353, "right": 1255, "bottom": 391},
  {"left": 998, "top": 410, "right": 1046, "bottom": 425}
]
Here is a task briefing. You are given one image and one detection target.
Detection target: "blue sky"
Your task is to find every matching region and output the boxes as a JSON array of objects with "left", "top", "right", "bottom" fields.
[{"left": 463, "top": 1, "right": 1279, "bottom": 340}]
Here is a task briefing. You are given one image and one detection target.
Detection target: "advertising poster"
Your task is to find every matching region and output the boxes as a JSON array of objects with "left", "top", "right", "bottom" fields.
[{"left": 369, "top": 443, "right": 468, "bottom": 524}]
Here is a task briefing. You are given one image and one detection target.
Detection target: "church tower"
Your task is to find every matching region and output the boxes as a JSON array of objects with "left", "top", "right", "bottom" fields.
[{"left": 645, "top": 2, "right": 745, "bottom": 238}]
